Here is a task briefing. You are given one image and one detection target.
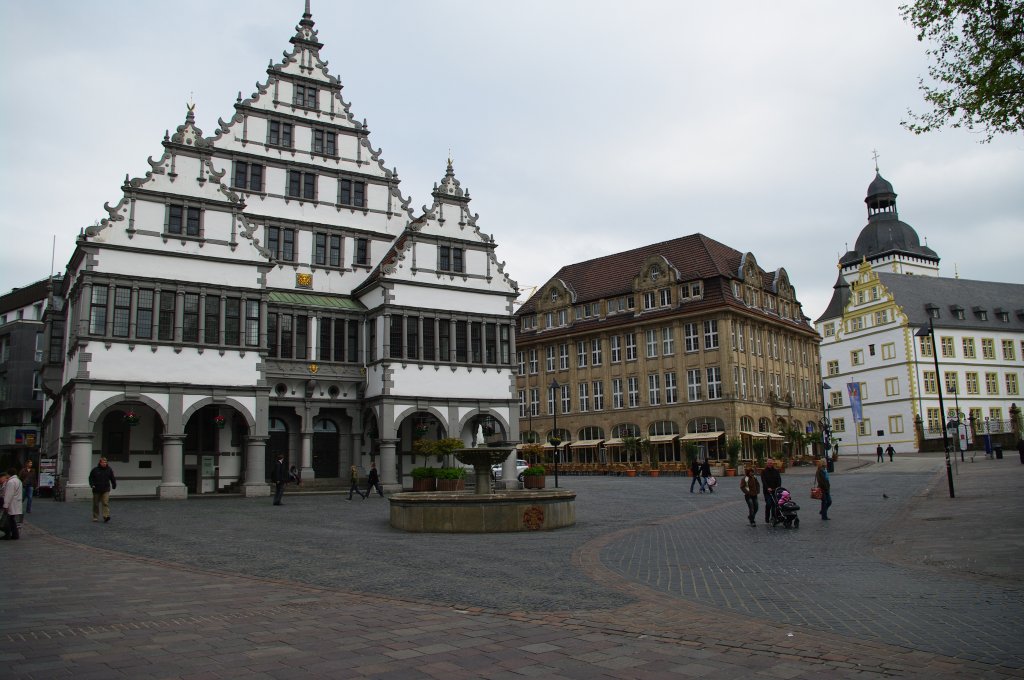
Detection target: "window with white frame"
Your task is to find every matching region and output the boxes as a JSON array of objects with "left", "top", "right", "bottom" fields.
[
  {"left": 646, "top": 329, "right": 658, "bottom": 358},
  {"left": 529, "top": 349, "right": 538, "bottom": 374},
  {"left": 625, "top": 333, "right": 637, "bottom": 361},
  {"left": 684, "top": 323, "right": 699, "bottom": 352},
  {"left": 858, "top": 419, "right": 871, "bottom": 436},
  {"left": 578, "top": 382, "right": 590, "bottom": 412},
  {"left": 981, "top": 337, "right": 995, "bottom": 359},
  {"left": 706, "top": 366, "right": 722, "bottom": 399},
  {"left": 591, "top": 338, "right": 603, "bottom": 365},
  {"left": 559, "top": 343, "right": 569, "bottom": 370},
  {"left": 885, "top": 377, "right": 900, "bottom": 396},
  {"left": 546, "top": 346, "right": 556, "bottom": 372},
  {"left": 827, "top": 360, "right": 839, "bottom": 376},
  {"left": 593, "top": 381, "right": 604, "bottom": 410},
  {"left": 610, "top": 335, "right": 622, "bottom": 363},
  {"left": 1002, "top": 340, "right": 1016, "bottom": 360},
  {"left": 1007, "top": 373, "right": 1019, "bottom": 395},
  {"left": 662, "top": 327, "right": 674, "bottom": 355},
  {"left": 577, "top": 341, "right": 588, "bottom": 368},
  {"left": 627, "top": 377, "right": 640, "bottom": 407},
  {"left": 665, "top": 372, "right": 678, "bottom": 404},
  {"left": 882, "top": 342, "right": 896, "bottom": 360},
  {"left": 703, "top": 320, "right": 719, "bottom": 349},
  {"left": 530, "top": 388, "right": 539, "bottom": 417},
  {"left": 889, "top": 415, "right": 904, "bottom": 434},
  {"left": 687, "top": 369, "right": 702, "bottom": 401},
  {"left": 648, "top": 374, "right": 661, "bottom": 406},
  {"left": 612, "top": 378, "right": 624, "bottom": 409}
]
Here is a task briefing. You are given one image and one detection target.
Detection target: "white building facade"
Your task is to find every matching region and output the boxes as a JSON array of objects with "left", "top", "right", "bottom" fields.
[
  {"left": 41, "top": 7, "right": 519, "bottom": 500},
  {"left": 816, "top": 172, "right": 1024, "bottom": 455}
]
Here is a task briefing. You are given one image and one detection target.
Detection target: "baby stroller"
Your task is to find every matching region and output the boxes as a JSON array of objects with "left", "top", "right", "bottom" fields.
[{"left": 770, "top": 487, "right": 800, "bottom": 528}]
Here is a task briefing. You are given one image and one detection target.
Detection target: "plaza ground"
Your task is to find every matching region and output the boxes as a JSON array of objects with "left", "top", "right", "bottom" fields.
[{"left": 2, "top": 451, "right": 1022, "bottom": 679}]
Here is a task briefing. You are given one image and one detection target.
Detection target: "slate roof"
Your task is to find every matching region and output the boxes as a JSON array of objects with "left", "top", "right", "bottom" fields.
[
  {"left": 518, "top": 233, "right": 750, "bottom": 314},
  {"left": 0, "top": 277, "right": 60, "bottom": 316},
  {"left": 877, "top": 273, "right": 1024, "bottom": 331}
]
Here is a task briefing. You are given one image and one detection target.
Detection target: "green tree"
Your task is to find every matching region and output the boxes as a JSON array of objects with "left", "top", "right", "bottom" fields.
[{"left": 900, "top": 0, "right": 1024, "bottom": 141}]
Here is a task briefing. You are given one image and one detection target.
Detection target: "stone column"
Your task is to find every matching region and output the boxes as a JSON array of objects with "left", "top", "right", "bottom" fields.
[
  {"left": 379, "top": 438, "right": 400, "bottom": 493},
  {"left": 242, "top": 435, "right": 270, "bottom": 497},
  {"left": 300, "top": 429, "right": 314, "bottom": 480},
  {"left": 158, "top": 434, "right": 188, "bottom": 499},
  {"left": 65, "top": 432, "right": 95, "bottom": 501}
]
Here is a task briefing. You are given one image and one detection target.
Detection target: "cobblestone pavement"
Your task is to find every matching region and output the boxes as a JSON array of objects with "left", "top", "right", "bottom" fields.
[{"left": 2, "top": 453, "right": 1022, "bottom": 678}]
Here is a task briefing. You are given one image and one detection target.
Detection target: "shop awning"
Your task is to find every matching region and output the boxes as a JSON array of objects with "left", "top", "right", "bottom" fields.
[
  {"left": 268, "top": 291, "right": 366, "bottom": 311},
  {"left": 570, "top": 439, "right": 604, "bottom": 448},
  {"left": 740, "top": 430, "right": 784, "bottom": 440},
  {"left": 680, "top": 432, "right": 723, "bottom": 441},
  {"left": 647, "top": 435, "right": 679, "bottom": 444},
  {"left": 604, "top": 438, "right": 624, "bottom": 447}
]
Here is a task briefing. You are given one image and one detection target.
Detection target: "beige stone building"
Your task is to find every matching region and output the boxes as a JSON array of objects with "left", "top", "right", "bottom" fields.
[{"left": 513, "top": 234, "right": 823, "bottom": 470}]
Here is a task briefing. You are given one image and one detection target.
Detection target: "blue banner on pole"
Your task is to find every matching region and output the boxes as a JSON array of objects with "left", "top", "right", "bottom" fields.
[{"left": 847, "top": 383, "right": 862, "bottom": 422}]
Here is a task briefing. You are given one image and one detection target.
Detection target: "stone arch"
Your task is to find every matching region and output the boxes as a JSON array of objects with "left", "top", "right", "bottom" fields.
[
  {"left": 182, "top": 397, "right": 256, "bottom": 429},
  {"left": 454, "top": 408, "right": 510, "bottom": 441},
  {"left": 90, "top": 393, "right": 168, "bottom": 427}
]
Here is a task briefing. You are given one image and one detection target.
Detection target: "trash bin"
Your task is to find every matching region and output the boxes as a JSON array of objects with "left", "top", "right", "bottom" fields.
[{"left": 994, "top": 446, "right": 1003, "bottom": 459}]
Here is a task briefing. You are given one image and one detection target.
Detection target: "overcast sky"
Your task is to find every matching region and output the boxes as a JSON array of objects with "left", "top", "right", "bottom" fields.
[{"left": 2, "top": 1, "right": 1021, "bottom": 321}]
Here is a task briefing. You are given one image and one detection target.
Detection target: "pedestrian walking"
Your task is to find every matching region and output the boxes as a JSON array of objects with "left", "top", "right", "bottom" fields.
[
  {"left": 815, "top": 459, "right": 832, "bottom": 520},
  {"left": 365, "top": 462, "right": 384, "bottom": 497},
  {"left": 689, "top": 458, "right": 705, "bottom": 493},
  {"left": 740, "top": 467, "right": 760, "bottom": 526},
  {"left": 271, "top": 453, "right": 288, "bottom": 506},
  {"left": 1, "top": 468, "right": 23, "bottom": 540},
  {"left": 19, "top": 459, "right": 37, "bottom": 515},
  {"left": 760, "top": 459, "right": 782, "bottom": 524},
  {"left": 89, "top": 457, "right": 117, "bottom": 522},
  {"left": 885, "top": 444, "right": 895, "bottom": 462},
  {"left": 289, "top": 465, "right": 302, "bottom": 487},
  {"left": 348, "top": 464, "right": 367, "bottom": 500},
  {"left": 876, "top": 445, "right": 884, "bottom": 462},
  {"left": 700, "top": 459, "right": 714, "bottom": 493}
]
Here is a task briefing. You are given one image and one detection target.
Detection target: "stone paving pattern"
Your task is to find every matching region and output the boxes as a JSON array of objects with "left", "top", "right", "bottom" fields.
[{"left": 2, "top": 452, "right": 1022, "bottom": 678}]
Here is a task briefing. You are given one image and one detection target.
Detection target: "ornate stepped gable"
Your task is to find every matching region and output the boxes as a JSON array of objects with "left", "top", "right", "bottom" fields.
[
  {"left": 358, "top": 160, "right": 517, "bottom": 289},
  {"left": 84, "top": 4, "right": 423, "bottom": 282}
]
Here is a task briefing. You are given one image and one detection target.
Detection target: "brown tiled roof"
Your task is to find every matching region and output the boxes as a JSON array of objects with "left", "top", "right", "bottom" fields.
[{"left": 519, "top": 233, "right": 743, "bottom": 313}]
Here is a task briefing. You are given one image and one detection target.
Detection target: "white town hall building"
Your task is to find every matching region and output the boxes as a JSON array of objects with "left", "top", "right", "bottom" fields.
[{"left": 40, "top": 5, "right": 520, "bottom": 499}]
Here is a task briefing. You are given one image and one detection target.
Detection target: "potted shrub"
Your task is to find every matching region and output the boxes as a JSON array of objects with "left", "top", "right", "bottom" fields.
[
  {"left": 622, "top": 436, "right": 642, "bottom": 476},
  {"left": 521, "top": 442, "right": 545, "bottom": 465},
  {"left": 725, "top": 437, "right": 742, "bottom": 476},
  {"left": 410, "top": 467, "right": 437, "bottom": 492},
  {"left": 521, "top": 464, "right": 546, "bottom": 489},
  {"left": 753, "top": 440, "right": 766, "bottom": 471},
  {"left": 685, "top": 443, "right": 700, "bottom": 476},
  {"left": 434, "top": 466, "right": 466, "bottom": 492}
]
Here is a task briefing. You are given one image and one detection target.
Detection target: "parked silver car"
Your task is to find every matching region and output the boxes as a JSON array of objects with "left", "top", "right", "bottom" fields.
[{"left": 491, "top": 458, "right": 530, "bottom": 480}]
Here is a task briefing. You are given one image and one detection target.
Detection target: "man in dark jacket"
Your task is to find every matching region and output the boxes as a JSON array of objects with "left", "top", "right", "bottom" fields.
[
  {"left": 365, "top": 462, "right": 384, "bottom": 497},
  {"left": 689, "top": 458, "right": 704, "bottom": 493},
  {"left": 760, "top": 459, "right": 782, "bottom": 524},
  {"left": 271, "top": 453, "right": 288, "bottom": 506},
  {"left": 88, "top": 457, "right": 117, "bottom": 523}
]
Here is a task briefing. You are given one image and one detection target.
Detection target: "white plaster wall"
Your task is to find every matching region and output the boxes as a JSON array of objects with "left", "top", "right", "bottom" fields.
[
  {"left": 390, "top": 285, "right": 512, "bottom": 315},
  {"left": 84, "top": 344, "right": 261, "bottom": 386},
  {"left": 96, "top": 249, "right": 263, "bottom": 288},
  {"left": 389, "top": 364, "right": 514, "bottom": 400}
]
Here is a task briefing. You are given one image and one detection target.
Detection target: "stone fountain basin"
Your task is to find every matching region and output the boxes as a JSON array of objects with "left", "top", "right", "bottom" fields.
[{"left": 389, "top": 489, "right": 576, "bottom": 533}]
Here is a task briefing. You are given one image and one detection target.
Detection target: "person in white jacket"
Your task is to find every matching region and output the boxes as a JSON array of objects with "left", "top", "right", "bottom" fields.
[{"left": 1, "top": 467, "right": 23, "bottom": 540}]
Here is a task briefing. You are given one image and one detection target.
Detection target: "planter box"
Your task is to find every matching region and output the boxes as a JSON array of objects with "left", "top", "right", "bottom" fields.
[
  {"left": 523, "top": 475, "right": 546, "bottom": 489},
  {"left": 649, "top": 470, "right": 660, "bottom": 477},
  {"left": 411, "top": 478, "right": 436, "bottom": 492},
  {"left": 625, "top": 469, "right": 637, "bottom": 477},
  {"left": 435, "top": 479, "right": 465, "bottom": 492}
]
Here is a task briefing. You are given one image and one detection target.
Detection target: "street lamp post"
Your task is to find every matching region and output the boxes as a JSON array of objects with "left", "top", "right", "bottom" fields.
[
  {"left": 916, "top": 318, "right": 955, "bottom": 498},
  {"left": 549, "top": 379, "right": 560, "bottom": 488}
]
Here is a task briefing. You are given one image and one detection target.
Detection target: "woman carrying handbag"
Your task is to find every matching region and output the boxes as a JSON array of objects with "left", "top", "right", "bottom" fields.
[{"left": 814, "top": 459, "right": 831, "bottom": 520}]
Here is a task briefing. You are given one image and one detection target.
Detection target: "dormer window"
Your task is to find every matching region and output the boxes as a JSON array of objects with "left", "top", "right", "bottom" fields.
[
  {"left": 925, "top": 304, "right": 940, "bottom": 319},
  {"left": 550, "top": 289, "right": 560, "bottom": 302},
  {"left": 973, "top": 306, "right": 988, "bottom": 321},
  {"left": 950, "top": 305, "right": 965, "bottom": 320},
  {"left": 650, "top": 264, "right": 662, "bottom": 282}
]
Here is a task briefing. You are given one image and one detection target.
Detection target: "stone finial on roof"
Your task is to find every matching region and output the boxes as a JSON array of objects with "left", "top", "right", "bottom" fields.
[
  {"left": 169, "top": 102, "right": 209, "bottom": 149},
  {"left": 433, "top": 157, "right": 467, "bottom": 201}
]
